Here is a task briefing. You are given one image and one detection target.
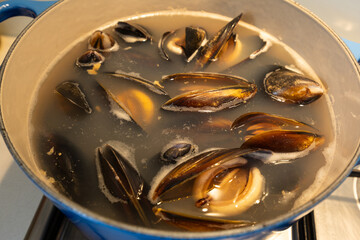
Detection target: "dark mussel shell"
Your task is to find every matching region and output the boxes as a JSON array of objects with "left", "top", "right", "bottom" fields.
[
  {"left": 264, "top": 67, "right": 324, "bottom": 105},
  {"left": 161, "top": 83, "right": 257, "bottom": 113},
  {"left": 149, "top": 148, "right": 266, "bottom": 203},
  {"left": 159, "top": 27, "right": 207, "bottom": 61},
  {"left": 36, "top": 133, "right": 80, "bottom": 199},
  {"left": 55, "top": 81, "right": 92, "bottom": 114},
  {"left": 240, "top": 130, "right": 324, "bottom": 163},
  {"left": 105, "top": 72, "right": 168, "bottom": 95},
  {"left": 231, "top": 112, "right": 316, "bottom": 139},
  {"left": 95, "top": 143, "right": 150, "bottom": 226},
  {"left": 88, "top": 30, "right": 119, "bottom": 52},
  {"left": 76, "top": 50, "right": 105, "bottom": 68},
  {"left": 160, "top": 140, "right": 198, "bottom": 165},
  {"left": 193, "top": 13, "right": 242, "bottom": 70},
  {"left": 161, "top": 72, "right": 252, "bottom": 94},
  {"left": 153, "top": 207, "right": 255, "bottom": 231},
  {"left": 114, "top": 21, "right": 151, "bottom": 43}
]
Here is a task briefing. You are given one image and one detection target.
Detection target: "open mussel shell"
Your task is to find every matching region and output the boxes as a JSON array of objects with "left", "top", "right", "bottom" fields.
[
  {"left": 231, "top": 112, "right": 316, "bottom": 139},
  {"left": 193, "top": 165, "right": 264, "bottom": 216},
  {"left": 149, "top": 148, "right": 268, "bottom": 203},
  {"left": 88, "top": 30, "right": 119, "bottom": 52},
  {"left": 159, "top": 26, "right": 207, "bottom": 61},
  {"left": 264, "top": 67, "right": 324, "bottom": 105},
  {"left": 193, "top": 13, "right": 242, "bottom": 70},
  {"left": 160, "top": 139, "right": 198, "bottom": 165},
  {"left": 240, "top": 130, "right": 324, "bottom": 163},
  {"left": 153, "top": 207, "right": 255, "bottom": 231},
  {"left": 114, "top": 21, "right": 151, "bottom": 43},
  {"left": 76, "top": 50, "right": 105, "bottom": 68},
  {"left": 161, "top": 83, "right": 257, "bottom": 113},
  {"left": 55, "top": 81, "right": 92, "bottom": 114}
]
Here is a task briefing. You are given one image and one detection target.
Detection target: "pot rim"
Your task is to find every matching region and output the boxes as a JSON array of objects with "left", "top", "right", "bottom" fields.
[{"left": 1, "top": 0, "right": 359, "bottom": 238}]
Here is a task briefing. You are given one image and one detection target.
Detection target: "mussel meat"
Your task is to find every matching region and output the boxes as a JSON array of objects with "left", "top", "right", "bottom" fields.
[
  {"left": 114, "top": 21, "right": 151, "bottom": 43},
  {"left": 158, "top": 26, "right": 207, "bottom": 61},
  {"left": 88, "top": 30, "right": 119, "bottom": 52},
  {"left": 55, "top": 81, "right": 92, "bottom": 114},
  {"left": 193, "top": 164, "right": 264, "bottom": 216},
  {"left": 264, "top": 67, "right": 324, "bottom": 105}
]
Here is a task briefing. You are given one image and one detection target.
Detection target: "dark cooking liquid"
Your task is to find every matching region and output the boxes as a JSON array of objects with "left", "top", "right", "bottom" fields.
[{"left": 29, "top": 12, "right": 334, "bottom": 230}]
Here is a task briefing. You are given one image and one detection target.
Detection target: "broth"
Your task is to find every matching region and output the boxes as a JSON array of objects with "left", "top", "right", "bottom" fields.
[{"left": 29, "top": 11, "right": 334, "bottom": 231}]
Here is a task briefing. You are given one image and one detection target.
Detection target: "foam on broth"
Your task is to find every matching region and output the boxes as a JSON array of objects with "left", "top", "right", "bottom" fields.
[{"left": 28, "top": 11, "right": 335, "bottom": 230}]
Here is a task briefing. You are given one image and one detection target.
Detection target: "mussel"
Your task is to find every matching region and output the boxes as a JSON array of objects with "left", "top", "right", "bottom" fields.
[
  {"left": 36, "top": 133, "right": 80, "bottom": 199},
  {"left": 160, "top": 140, "right": 198, "bottom": 165},
  {"left": 264, "top": 67, "right": 324, "bottom": 105},
  {"left": 193, "top": 164, "right": 264, "bottom": 216},
  {"left": 95, "top": 142, "right": 150, "bottom": 226},
  {"left": 55, "top": 81, "right": 92, "bottom": 114},
  {"left": 160, "top": 72, "right": 252, "bottom": 96},
  {"left": 161, "top": 84, "right": 257, "bottom": 113},
  {"left": 193, "top": 13, "right": 242, "bottom": 70},
  {"left": 106, "top": 72, "right": 168, "bottom": 95},
  {"left": 240, "top": 130, "right": 324, "bottom": 163},
  {"left": 88, "top": 30, "right": 119, "bottom": 52},
  {"left": 114, "top": 21, "right": 151, "bottom": 43},
  {"left": 159, "top": 26, "right": 207, "bottom": 61},
  {"left": 231, "top": 112, "right": 316, "bottom": 139},
  {"left": 76, "top": 50, "right": 105, "bottom": 68},
  {"left": 149, "top": 148, "right": 267, "bottom": 203},
  {"left": 153, "top": 207, "right": 255, "bottom": 231}
]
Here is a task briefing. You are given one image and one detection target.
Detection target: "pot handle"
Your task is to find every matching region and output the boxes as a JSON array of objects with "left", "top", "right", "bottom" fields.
[{"left": 0, "top": 0, "right": 57, "bottom": 22}]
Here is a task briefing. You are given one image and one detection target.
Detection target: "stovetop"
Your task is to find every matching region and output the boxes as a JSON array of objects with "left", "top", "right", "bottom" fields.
[{"left": 1, "top": 3, "right": 360, "bottom": 240}]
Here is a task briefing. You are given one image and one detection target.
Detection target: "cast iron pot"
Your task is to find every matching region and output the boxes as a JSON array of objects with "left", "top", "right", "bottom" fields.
[{"left": 1, "top": 0, "right": 360, "bottom": 239}]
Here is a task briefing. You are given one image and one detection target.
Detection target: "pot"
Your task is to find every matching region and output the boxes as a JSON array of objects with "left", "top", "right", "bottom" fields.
[{"left": 1, "top": 0, "right": 360, "bottom": 239}]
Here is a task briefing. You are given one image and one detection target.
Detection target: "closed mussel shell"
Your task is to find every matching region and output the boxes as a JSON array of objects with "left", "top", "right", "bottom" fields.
[{"left": 264, "top": 68, "right": 324, "bottom": 105}]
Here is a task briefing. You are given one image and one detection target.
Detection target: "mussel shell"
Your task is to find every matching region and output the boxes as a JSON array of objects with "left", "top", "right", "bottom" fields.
[
  {"left": 114, "top": 21, "right": 151, "bottom": 43},
  {"left": 160, "top": 140, "right": 198, "bottom": 165},
  {"left": 76, "top": 50, "right": 105, "bottom": 68},
  {"left": 159, "top": 27, "right": 207, "bottom": 61},
  {"left": 55, "top": 81, "right": 92, "bottom": 114},
  {"left": 231, "top": 112, "right": 316, "bottom": 140},
  {"left": 153, "top": 207, "right": 255, "bottom": 231},
  {"left": 149, "top": 148, "right": 262, "bottom": 202},
  {"left": 193, "top": 13, "right": 242, "bottom": 70},
  {"left": 264, "top": 68, "right": 324, "bottom": 105},
  {"left": 240, "top": 130, "right": 324, "bottom": 163},
  {"left": 88, "top": 30, "right": 119, "bottom": 52},
  {"left": 193, "top": 166, "right": 264, "bottom": 216},
  {"left": 105, "top": 72, "right": 168, "bottom": 95},
  {"left": 161, "top": 83, "right": 257, "bottom": 113}
]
